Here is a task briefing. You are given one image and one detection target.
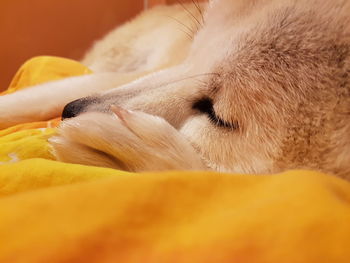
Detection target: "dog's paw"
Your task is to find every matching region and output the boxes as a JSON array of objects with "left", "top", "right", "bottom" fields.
[{"left": 50, "top": 107, "right": 206, "bottom": 172}]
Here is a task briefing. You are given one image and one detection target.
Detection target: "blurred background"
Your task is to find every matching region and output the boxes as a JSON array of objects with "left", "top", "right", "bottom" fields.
[{"left": 0, "top": 0, "right": 191, "bottom": 91}]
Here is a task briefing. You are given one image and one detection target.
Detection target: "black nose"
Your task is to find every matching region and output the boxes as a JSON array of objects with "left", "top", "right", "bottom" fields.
[{"left": 61, "top": 97, "right": 97, "bottom": 120}]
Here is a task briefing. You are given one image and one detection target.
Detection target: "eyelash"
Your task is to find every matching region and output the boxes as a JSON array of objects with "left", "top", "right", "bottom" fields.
[{"left": 192, "top": 98, "right": 239, "bottom": 129}]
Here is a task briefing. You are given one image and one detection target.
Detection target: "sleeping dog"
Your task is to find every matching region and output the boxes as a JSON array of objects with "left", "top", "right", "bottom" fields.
[{"left": 0, "top": 0, "right": 349, "bottom": 179}]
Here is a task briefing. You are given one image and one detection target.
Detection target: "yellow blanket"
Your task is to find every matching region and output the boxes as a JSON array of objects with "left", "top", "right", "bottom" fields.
[{"left": 0, "top": 57, "right": 350, "bottom": 263}]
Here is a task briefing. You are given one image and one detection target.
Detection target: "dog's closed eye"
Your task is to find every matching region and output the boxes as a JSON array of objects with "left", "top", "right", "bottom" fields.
[{"left": 192, "top": 98, "right": 238, "bottom": 129}]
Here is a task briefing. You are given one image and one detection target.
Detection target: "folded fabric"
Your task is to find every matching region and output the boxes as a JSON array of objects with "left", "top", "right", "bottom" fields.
[
  {"left": 0, "top": 57, "right": 349, "bottom": 263},
  {"left": 0, "top": 56, "right": 91, "bottom": 162}
]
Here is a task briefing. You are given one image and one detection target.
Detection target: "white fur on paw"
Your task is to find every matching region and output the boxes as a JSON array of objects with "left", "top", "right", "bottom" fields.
[
  {"left": 49, "top": 136, "right": 126, "bottom": 169},
  {"left": 50, "top": 108, "right": 206, "bottom": 172}
]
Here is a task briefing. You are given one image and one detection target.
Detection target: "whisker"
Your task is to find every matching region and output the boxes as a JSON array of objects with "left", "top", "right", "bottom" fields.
[
  {"left": 191, "top": 0, "right": 205, "bottom": 25},
  {"left": 159, "top": 72, "right": 220, "bottom": 88},
  {"left": 176, "top": 0, "right": 202, "bottom": 31},
  {"left": 166, "top": 15, "right": 195, "bottom": 39}
]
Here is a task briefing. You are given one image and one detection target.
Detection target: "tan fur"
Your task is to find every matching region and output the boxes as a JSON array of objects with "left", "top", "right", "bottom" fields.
[
  {"left": 0, "top": 4, "right": 196, "bottom": 126},
  {"left": 1, "top": 1, "right": 349, "bottom": 179}
]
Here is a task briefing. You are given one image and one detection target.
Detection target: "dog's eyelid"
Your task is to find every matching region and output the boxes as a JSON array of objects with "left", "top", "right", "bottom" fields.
[
  {"left": 192, "top": 97, "right": 214, "bottom": 114},
  {"left": 192, "top": 98, "right": 239, "bottom": 130}
]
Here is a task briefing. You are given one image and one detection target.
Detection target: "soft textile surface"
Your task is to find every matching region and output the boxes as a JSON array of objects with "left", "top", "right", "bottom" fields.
[
  {"left": 0, "top": 57, "right": 91, "bottom": 165},
  {"left": 0, "top": 57, "right": 350, "bottom": 263}
]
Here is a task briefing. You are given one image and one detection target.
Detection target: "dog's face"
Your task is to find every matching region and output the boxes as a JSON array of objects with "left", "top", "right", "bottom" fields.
[{"left": 61, "top": 0, "right": 350, "bottom": 177}]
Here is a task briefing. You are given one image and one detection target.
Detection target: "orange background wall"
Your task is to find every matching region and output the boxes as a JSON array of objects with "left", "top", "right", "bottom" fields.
[{"left": 0, "top": 0, "right": 196, "bottom": 91}]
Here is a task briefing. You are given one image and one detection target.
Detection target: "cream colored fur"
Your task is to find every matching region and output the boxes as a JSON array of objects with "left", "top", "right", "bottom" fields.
[{"left": 1, "top": 1, "right": 349, "bottom": 179}]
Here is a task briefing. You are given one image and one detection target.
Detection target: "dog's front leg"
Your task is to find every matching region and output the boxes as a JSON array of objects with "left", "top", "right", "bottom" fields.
[
  {"left": 0, "top": 72, "right": 143, "bottom": 129},
  {"left": 50, "top": 108, "right": 207, "bottom": 172}
]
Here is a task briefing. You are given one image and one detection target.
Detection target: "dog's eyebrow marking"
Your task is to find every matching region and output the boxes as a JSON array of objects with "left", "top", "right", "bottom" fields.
[{"left": 192, "top": 97, "right": 239, "bottom": 129}]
